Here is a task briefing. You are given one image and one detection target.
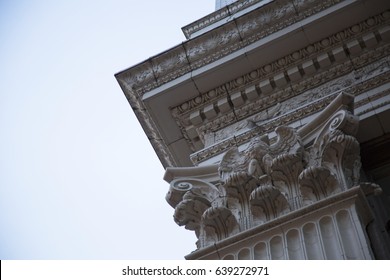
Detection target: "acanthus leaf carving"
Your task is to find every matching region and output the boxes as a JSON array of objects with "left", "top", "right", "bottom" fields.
[
  {"left": 307, "top": 107, "right": 359, "bottom": 165},
  {"left": 250, "top": 178, "right": 291, "bottom": 225},
  {"left": 299, "top": 166, "right": 340, "bottom": 206},
  {"left": 321, "top": 131, "right": 361, "bottom": 190},
  {"left": 223, "top": 172, "right": 259, "bottom": 231},
  {"left": 166, "top": 93, "right": 383, "bottom": 249},
  {"left": 270, "top": 153, "right": 305, "bottom": 210},
  {"left": 200, "top": 206, "right": 240, "bottom": 248},
  {"left": 174, "top": 198, "right": 209, "bottom": 236},
  {"left": 167, "top": 178, "right": 222, "bottom": 239}
]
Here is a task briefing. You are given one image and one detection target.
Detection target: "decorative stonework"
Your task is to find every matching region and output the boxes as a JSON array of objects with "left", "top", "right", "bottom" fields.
[
  {"left": 168, "top": 12, "right": 390, "bottom": 162},
  {"left": 186, "top": 194, "right": 375, "bottom": 260},
  {"left": 189, "top": 53, "right": 390, "bottom": 164},
  {"left": 299, "top": 166, "right": 339, "bottom": 206},
  {"left": 250, "top": 181, "right": 290, "bottom": 225},
  {"left": 117, "top": 0, "right": 361, "bottom": 97},
  {"left": 166, "top": 93, "right": 380, "bottom": 252},
  {"left": 183, "top": 0, "right": 269, "bottom": 39},
  {"left": 116, "top": 4, "right": 390, "bottom": 169},
  {"left": 116, "top": 0, "right": 390, "bottom": 260},
  {"left": 189, "top": 67, "right": 390, "bottom": 164},
  {"left": 173, "top": 12, "right": 389, "bottom": 116}
]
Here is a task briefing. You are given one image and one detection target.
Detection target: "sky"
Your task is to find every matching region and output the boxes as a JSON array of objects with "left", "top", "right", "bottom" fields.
[{"left": 0, "top": 0, "right": 215, "bottom": 259}]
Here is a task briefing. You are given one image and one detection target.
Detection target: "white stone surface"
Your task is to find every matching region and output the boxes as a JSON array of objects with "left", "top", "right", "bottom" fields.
[{"left": 117, "top": 0, "right": 390, "bottom": 260}]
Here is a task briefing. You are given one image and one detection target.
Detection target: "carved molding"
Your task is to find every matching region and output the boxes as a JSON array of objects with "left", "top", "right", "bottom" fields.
[
  {"left": 173, "top": 11, "right": 389, "bottom": 116},
  {"left": 171, "top": 16, "right": 390, "bottom": 162},
  {"left": 190, "top": 57, "right": 390, "bottom": 164},
  {"left": 198, "top": 50, "right": 389, "bottom": 135},
  {"left": 116, "top": 10, "right": 389, "bottom": 169},
  {"left": 166, "top": 93, "right": 382, "bottom": 249},
  {"left": 118, "top": 1, "right": 390, "bottom": 98},
  {"left": 182, "top": 0, "right": 272, "bottom": 39}
]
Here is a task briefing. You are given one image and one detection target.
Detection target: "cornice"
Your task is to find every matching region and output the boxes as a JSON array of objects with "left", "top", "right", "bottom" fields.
[
  {"left": 190, "top": 59, "right": 390, "bottom": 164},
  {"left": 173, "top": 11, "right": 390, "bottom": 117},
  {"left": 115, "top": 1, "right": 390, "bottom": 169},
  {"left": 116, "top": 0, "right": 345, "bottom": 97},
  {"left": 182, "top": 0, "right": 271, "bottom": 39},
  {"left": 116, "top": 80, "right": 178, "bottom": 168},
  {"left": 170, "top": 10, "right": 390, "bottom": 165}
]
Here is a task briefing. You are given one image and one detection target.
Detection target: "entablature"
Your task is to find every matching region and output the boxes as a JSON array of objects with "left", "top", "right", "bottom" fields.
[
  {"left": 116, "top": 0, "right": 390, "bottom": 168},
  {"left": 177, "top": 12, "right": 390, "bottom": 165}
]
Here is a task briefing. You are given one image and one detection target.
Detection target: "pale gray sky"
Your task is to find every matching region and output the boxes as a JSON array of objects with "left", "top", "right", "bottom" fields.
[{"left": 0, "top": 0, "right": 214, "bottom": 259}]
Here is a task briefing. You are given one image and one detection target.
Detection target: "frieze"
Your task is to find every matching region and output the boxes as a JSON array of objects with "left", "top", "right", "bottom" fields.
[
  {"left": 182, "top": 0, "right": 342, "bottom": 40},
  {"left": 121, "top": 0, "right": 359, "bottom": 97},
  {"left": 190, "top": 93, "right": 337, "bottom": 164},
  {"left": 212, "top": 103, "right": 282, "bottom": 144},
  {"left": 197, "top": 50, "right": 389, "bottom": 143},
  {"left": 150, "top": 45, "right": 191, "bottom": 89},
  {"left": 346, "top": 70, "right": 390, "bottom": 98},
  {"left": 357, "top": 98, "right": 390, "bottom": 117},
  {"left": 172, "top": 39, "right": 388, "bottom": 152},
  {"left": 171, "top": 14, "right": 389, "bottom": 151},
  {"left": 190, "top": 66, "right": 390, "bottom": 164},
  {"left": 355, "top": 88, "right": 390, "bottom": 110},
  {"left": 236, "top": 0, "right": 339, "bottom": 45},
  {"left": 173, "top": 11, "right": 389, "bottom": 116}
]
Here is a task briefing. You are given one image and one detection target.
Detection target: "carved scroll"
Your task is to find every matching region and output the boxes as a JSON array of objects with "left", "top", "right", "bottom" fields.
[
  {"left": 167, "top": 178, "right": 221, "bottom": 239},
  {"left": 200, "top": 206, "right": 240, "bottom": 247},
  {"left": 165, "top": 93, "right": 381, "bottom": 249}
]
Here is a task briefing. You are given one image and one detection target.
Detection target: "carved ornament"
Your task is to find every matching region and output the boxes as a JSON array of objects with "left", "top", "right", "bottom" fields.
[{"left": 166, "top": 93, "right": 382, "bottom": 249}]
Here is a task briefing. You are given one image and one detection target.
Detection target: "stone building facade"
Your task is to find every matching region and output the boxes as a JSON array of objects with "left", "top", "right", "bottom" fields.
[{"left": 116, "top": 0, "right": 390, "bottom": 259}]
